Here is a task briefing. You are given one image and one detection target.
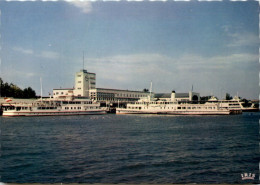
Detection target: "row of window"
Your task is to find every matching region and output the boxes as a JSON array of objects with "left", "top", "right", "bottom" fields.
[
  {"left": 54, "top": 92, "right": 68, "bottom": 95},
  {"left": 90, "top": 93, "right": 147, "bottom": 98},
  {"left": 64, "top": 106, "right": 99, "bottom": 110},
  {"left": 37, "top": 107, "right": 58, "bottom": 110},
  {"left": 77, "top": 81, "right": 96, "bottom": 84},
  {"left": 128, "top": 106, "right": 217, "bottom": 110},
  {"left": 94, "top": 98, "right": 140, "bottom": 101},
  {"left": 65, "top": 107, "right": 82, "bottom": 110}
]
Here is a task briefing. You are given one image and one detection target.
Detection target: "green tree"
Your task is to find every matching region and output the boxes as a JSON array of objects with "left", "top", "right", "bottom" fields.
[
  {"left": 0, "top": 78, "right": 36, "bottom": 98},
  {"left": 225, "top": 93, "right": 232, "bottom": 100}
]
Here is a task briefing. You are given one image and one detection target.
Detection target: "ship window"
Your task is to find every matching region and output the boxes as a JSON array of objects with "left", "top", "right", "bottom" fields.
[
  {"left": 71, "top": 107, "right": 73, "bottom": 109},
  {"left": 177, "top": 107, "right": 181, "bottom": 109},
  {"left": 182, "top": 107, "right": 186, "bottom": 109}
]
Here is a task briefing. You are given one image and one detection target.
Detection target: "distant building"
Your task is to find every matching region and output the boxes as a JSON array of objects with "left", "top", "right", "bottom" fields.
[
  {"left": 155, "top": 91, "right": 200, "bottom": 102},
  {"left": 73, "top": 69, "right": 96, "bottom": 97},
  {"left": 89, "top": 88, "right": 150, "bottom": 102},
  {"left": 53, "top": 69, "right": 150, "bottom": 102}
]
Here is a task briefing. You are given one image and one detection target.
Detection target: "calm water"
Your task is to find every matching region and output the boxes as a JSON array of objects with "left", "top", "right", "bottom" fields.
[{"left": 0, "top": 113, "right": 259, "bottom": 183}]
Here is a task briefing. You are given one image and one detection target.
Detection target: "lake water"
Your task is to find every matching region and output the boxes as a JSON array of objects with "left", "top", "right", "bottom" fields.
[{"left": 0, "top": 113, "right": 259, "bottom": 183}]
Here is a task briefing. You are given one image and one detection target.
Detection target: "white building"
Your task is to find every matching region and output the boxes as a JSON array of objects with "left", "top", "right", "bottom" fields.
[
  {"left": 89, "top": 88, "right": 150, "bottom": 102},
  {"left": 53, "top": 69, "right": 150, "bottom": 102},
  {"left": 73, "top": 69, "right": 96, "bottom": 97},
  {"left": 53, "top": 88, "right": 74, "bottom": 98},
  {"left": 155, "top": 91, "right": 200, "bottom": 102}
]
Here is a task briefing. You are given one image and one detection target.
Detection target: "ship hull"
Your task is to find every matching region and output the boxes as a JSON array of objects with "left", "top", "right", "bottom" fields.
[
  {"left": 116, "top": 109, "right": 231, "bottom": 115},
  {"left": 2, "top": 110, "right": 106, "bottom": 117}
]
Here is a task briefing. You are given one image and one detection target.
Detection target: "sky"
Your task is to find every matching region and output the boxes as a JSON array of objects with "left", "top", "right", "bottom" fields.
[{"left": 0, "top": 1, "right": 259, "bottom": 99}]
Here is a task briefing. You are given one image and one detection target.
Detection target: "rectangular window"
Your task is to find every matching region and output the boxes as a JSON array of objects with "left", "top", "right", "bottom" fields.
[{"left": 78, "top": 81, "right": 81, "bottom": 83}]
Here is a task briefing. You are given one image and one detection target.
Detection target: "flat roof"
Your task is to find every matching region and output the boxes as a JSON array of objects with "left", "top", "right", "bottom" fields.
[
  {"left": 95, "top": 88, "right": 150, "bottom": 93},
  {"left": 53, "top": 88, "right": 74, "bottom": 90}
]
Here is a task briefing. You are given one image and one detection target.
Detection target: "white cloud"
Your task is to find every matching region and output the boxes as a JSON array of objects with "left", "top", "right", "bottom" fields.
[
  {"left": 86, "top": 52, "right": 258, "bottom": 74},
  {"left": 83, "top": 52, "right": 258, "bottom": 90},
  {"left": 12, "top": 46, "right": 59, "bottom": 60},
  {"left": 13, "top": 47, "right": 33, "bottom": 55},
  {"left": 38, "top": 51, "right": 59, "bottom": 60},
  {"left": 227, "top": 32, "right": 259, "bottom": 47},
  {"left": 67, "top": 0, "right": 92, "bottom": 14}
]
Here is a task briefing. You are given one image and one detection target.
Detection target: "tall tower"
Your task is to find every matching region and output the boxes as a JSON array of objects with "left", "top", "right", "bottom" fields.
[{"left": 74, "top": 69, "right": 96, "bottom": 97}]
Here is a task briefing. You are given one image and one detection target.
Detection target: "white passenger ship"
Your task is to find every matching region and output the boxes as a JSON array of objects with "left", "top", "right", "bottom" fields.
[
  {"left": 116, "top": 95, "right": 232, "bottom": 115},
  {"left": 2, "top": 96, "right": 107, "bottom": 117},
  {"left": 206, "top": 96, "right": 256, "bottom": 113}
]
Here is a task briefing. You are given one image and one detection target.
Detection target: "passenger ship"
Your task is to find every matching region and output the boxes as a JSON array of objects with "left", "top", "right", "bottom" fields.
[
  {"left": 206, "top": 96, "right": 256, "bottom": 113},
  {"left": 116, "top": 95, "right": 232, "bottom": 115},
  {"left": 2, "top": 96, "right": 107, "bottom": 117}
]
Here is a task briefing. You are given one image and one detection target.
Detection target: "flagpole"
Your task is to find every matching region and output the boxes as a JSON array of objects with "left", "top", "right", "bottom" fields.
[{"left": 40, "top": 77, "right": 43, "bottom": 102}]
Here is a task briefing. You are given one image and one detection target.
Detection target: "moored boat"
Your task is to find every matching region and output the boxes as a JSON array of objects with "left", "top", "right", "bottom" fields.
[
  {"left": 205, "top": 96, "right": 257, "bottom": 113},
  {"left": 116, "top": 93, "right": 231, "bottom": 115},
  {"left": 2, "top": 96, "right": 107, "bottom": 117}
]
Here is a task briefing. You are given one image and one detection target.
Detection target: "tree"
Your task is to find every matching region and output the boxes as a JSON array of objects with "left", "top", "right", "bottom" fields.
[
  {"left": 226, "top": 93, "right": 232, "bottom": 100},
  {"left": 0, "top": 78, "right": 36, "bottom": 98},
  {"left": 200, "top": 96, "right": 212, "bottom": 101},
  {"left": 143, "top": 88, "right": 149, "bottom": 92},
  {"left": 23, "top": 87, "right": 36, "bottom": 98}
]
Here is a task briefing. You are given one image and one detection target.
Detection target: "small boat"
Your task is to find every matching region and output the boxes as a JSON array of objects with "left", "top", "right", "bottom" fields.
[{"left": 2, "top": 96, "right": 107, "bottom": 117}]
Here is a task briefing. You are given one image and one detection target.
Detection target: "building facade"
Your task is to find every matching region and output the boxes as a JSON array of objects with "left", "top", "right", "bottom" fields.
[
  {"left": 89, "top": 88, "right": 150, "bottom": 102},
  {"left": 73, "top": 69, "right": 96, "bottom": 98},
  {"left": 155, "top": 91, "right": 200, "bottom": 102},
  {"left": 53, "top": 69, "right": 150, "bottom": 102}
]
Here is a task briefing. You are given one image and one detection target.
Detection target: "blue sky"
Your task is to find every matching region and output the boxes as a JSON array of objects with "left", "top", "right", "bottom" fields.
[{"left": 0, "top": 1, "right": 259, "bottom": 99}]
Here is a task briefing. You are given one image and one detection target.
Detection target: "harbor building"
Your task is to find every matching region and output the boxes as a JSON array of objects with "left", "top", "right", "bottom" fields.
[
  {"left": 155, "top": 91, "right": 200, "bottom": 102},
  {"left": 73, "top": 69, "right": 96, "bottom": 97},
  {"left": 89, "top": 88, "right": 150, "bottom": 102},
  {"left": 53, "top": 69, "right": 151, "bottom": 103}
]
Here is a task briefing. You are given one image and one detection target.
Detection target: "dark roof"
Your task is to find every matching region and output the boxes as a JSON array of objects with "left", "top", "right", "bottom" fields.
[
  {"left": 155, "top": 93, "right": 189, "bottom": 99},
  {"left": 96, "top": 88, "right": 150, "bottom": 93},
  {"left": 176, "top": 93, "right": 189, "bottom": 98},
  {"left": 154, "top": 93, "right": 171, "bottom": 98}
]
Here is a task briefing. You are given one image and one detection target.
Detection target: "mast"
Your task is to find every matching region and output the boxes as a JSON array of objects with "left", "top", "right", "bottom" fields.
[
  {"left": 149, "top": 81, "right": 153, "bottom": 101},
  {"left": 83, "top": 51, "right": 85, "bottom": 70},
  {"left": 40, "top": 77, "right": 43, "bottom": 102}
]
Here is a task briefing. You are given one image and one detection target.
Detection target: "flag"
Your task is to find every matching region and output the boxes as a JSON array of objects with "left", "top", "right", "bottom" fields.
[{"left": 4, "top": 97, "right": 12, "bottom": 102}]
